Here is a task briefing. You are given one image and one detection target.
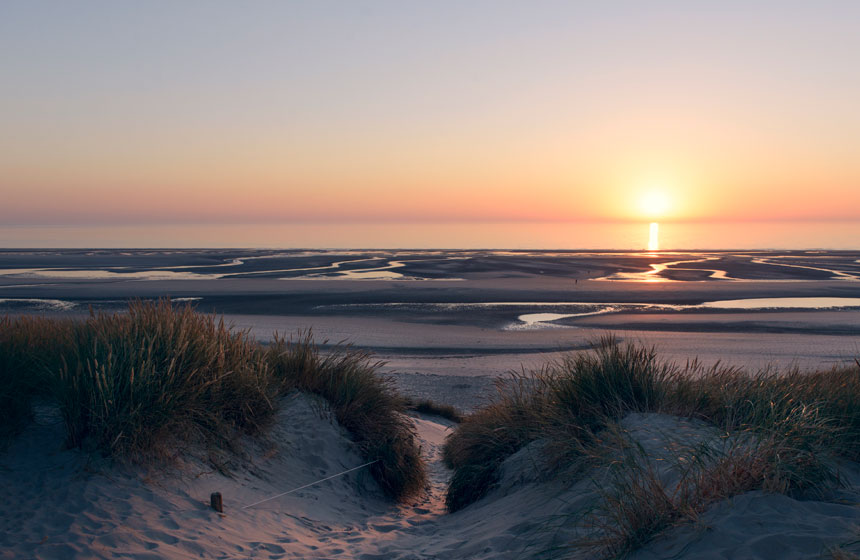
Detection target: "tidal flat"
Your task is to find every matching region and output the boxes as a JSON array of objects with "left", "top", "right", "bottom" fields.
[{"left": 2, "top": 248, "right": 859, "bottom": 409}]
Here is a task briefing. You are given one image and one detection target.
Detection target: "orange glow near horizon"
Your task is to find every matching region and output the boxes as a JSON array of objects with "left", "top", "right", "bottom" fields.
[
  {"left": 3, "top": 158, "right": 860, "bottom": 226},
  {"left": 1, "top": 2, "right": 859, "bottom": 240}
]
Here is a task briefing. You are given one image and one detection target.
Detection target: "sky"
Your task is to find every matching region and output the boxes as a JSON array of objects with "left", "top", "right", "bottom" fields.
[{"left": 1, "top": 1, "right": 859, "bottom": 247}]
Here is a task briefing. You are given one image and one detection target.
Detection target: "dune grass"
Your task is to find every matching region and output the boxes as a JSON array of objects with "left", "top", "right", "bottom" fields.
[
  {"left": 675, "top": 363, "right": 860, "bottom": 461},
  {"left": 0, "top": 315, "right": 75, "bottom": 442},
  {"left": 267, "top": 332, "right": 426, "bottom": 500},
  {"left": 0, "top": 301, "right": 425, "bottom": 501},
  {"left": 54, "top": 301, "right": 275, "bottom": 457},
  {"left": 402, "top": 397, "right": 463, "bottom": 423},
  {"left": 443, "top": 337, "right": 678, "bottom": 511},
  {"left": 828, "top": 526, "right": 860, "bottom": 560},
  {"left": 588, "top": 417, "right": 841, "bottom": 559},
  {"left": 443, "top": 335, "right": 859, "bottom": 554},
  {"left": 590, "top": 449, "right": 693, "bottom": 557},
  {"left": 442, "top": 373, "right": 551, "bottom": 510}
]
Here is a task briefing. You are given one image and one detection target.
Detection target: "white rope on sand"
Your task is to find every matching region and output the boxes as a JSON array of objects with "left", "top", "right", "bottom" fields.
[{"left": 242, "top": 459, "right": 379, "bottom": 509}]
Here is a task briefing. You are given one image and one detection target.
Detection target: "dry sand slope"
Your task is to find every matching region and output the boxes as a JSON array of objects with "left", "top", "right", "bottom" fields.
[{"left": 2, "top": 396, "right": 859, "bottom": 559}]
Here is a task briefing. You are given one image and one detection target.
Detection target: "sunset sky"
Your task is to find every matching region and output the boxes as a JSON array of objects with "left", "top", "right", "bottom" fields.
[{"left": 1, "top": 1, "right": 859, "bottom": 247}]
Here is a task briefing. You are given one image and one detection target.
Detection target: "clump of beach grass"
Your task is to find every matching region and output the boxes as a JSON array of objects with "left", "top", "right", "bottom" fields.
[
  {"left": 443, "top": 336, "right": 678, "bottom": 511},
  {"left": 443, "top": 335, "right": 858, "bottom": 554},
  {"left": 442, "top": 372, "right": 552, "bottom": 510},
  {"left": 0, "top": 300, "right": 425, "bottom": 502},
  {"left": 672, "top": 362, "right": 860, "bottom": 461},
  {"left": 828, "top": 526, "right": 860, "bottom": 560},
  {"left": 403, "top": 398, "right": 463, "bottom": 423},
  {"left": 587, "top": 413, "right": 841, "bottom": 559},
  {"left": 266, "top": 332, "right": 426, "bottom": 500},
  {"left": 588, "top": 450, "right": 694, "bottom": 558},
  {"left": 54, "top": 300, "right": 275, "bottom": 458},
  {"left": 0, "top": 315, "right": 75, "bottom": 443}
]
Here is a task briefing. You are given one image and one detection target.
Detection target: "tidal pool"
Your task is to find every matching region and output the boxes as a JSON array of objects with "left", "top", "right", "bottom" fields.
[{"left": 701, "top": 297, "right": 860, "bottom": 310}]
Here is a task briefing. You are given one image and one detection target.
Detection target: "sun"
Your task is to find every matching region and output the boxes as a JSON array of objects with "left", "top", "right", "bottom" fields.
[{"left": 638, "top": 191, "right": 671, "bottom": 219}]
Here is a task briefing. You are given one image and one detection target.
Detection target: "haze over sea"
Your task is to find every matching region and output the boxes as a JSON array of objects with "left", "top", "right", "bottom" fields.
[{"left": 3, "top": 220, "right": 858, "bottom": 250}]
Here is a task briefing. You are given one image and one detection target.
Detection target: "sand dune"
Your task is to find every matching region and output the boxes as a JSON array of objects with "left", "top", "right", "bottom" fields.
[{"left": 3, "top": 397, "right": 858, "bottom": 559}]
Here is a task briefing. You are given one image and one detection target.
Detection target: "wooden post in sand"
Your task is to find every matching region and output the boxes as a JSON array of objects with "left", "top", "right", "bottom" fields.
[{"left": 210, "top": 492, "right": 223, "bottom": 513}]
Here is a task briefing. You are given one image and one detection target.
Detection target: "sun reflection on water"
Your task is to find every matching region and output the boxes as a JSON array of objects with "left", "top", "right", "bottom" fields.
[{"left": 648, "top": 222, "right": 659, "bottom": 251}]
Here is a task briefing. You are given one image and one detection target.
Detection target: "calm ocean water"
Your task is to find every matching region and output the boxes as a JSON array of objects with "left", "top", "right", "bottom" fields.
[{"left": 1, "top": 221, "right": 858, "bottom": 250}]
